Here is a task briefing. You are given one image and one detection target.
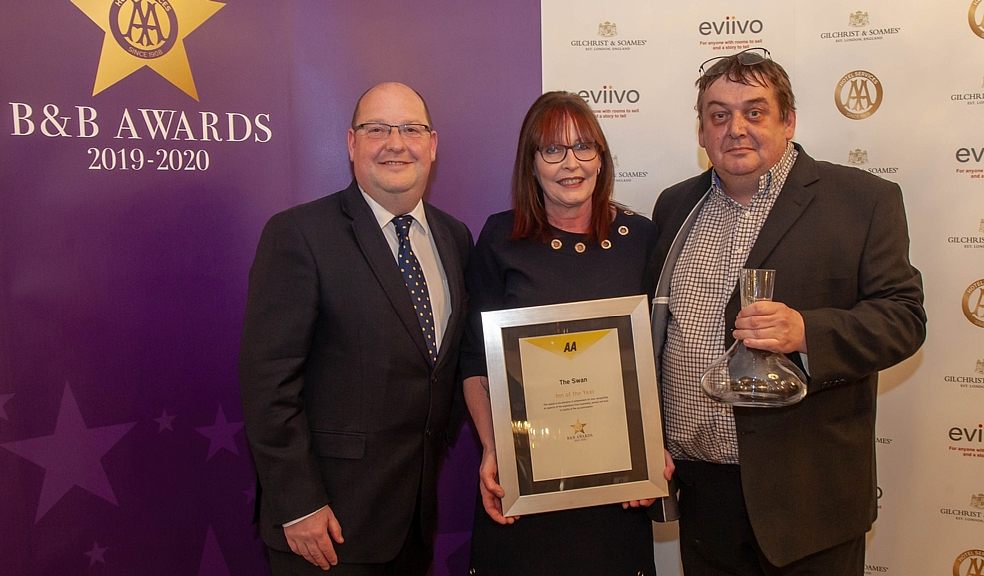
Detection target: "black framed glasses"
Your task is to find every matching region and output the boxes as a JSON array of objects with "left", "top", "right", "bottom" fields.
[
  {"left": 699, "top": 47, "right": 771, "bottom": 77},
  {"left": 537, "top": 142, "right": 599, "bottom": 164},
  {"left": 354, "top": 122, "right": 432, "bottom": 139}
]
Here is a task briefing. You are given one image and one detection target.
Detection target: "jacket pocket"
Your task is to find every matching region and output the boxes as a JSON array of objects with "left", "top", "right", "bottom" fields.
[{"left": 311, "top": 430, "right": 366, "bottom": 460}]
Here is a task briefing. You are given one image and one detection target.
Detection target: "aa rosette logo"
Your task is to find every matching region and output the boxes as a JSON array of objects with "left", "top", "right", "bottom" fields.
[
  {"left": 963, "top": 279, "right": 984, "bottom": 327},
  {"left": 970, "top": 0, "right": 984, "bottom": 39},
  {"left": 953, "top": 549, "right": 984, "bottom": 576},
  {"left": 835, "top": 71, "right": 883, "bottom": 119}
]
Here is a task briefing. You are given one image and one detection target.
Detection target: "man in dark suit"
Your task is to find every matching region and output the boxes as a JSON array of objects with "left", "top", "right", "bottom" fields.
[
  {"left": 239, "top": 82, "right": 472, "bottom": 575},
  {"left": 650, "top": 50, "right": 925, "bottom": 575}
]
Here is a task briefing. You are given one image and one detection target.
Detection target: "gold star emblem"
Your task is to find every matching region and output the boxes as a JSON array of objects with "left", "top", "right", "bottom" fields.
[
  {"left": 570, "top": 419, "right": 587, "bottom": 434},
  {"left": 72, "top": 0, "right": 225, "bottom": 100}
]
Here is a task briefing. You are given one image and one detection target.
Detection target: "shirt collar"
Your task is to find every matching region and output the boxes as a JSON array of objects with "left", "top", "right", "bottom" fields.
[
  {"left": 710, "top": 141, "right": 798, "bottom": 200},
  {"left": 359, "top": 186, "right": 430, "bottom": 235}
]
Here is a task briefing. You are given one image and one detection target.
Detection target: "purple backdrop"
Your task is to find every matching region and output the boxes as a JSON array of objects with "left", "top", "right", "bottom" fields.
[{"left": 0, "top": 1, "right": 540, "bottom": 574}]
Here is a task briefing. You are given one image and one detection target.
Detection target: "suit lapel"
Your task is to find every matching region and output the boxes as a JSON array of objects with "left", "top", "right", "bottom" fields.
[
  {"left": 425, "top": 205, "right": 464, "bottom": 370},
  {"left": 652, "top": 178, "right": 712, "bottom": 377},
  {"left": 744, "top": 148, "right": 819, "bottom": 270},
  {"left": 340, "top": 184, "right": 433, "bottom": 365},
  {"left": 657, "top": 193, "right": 706, "bottom": 258}
]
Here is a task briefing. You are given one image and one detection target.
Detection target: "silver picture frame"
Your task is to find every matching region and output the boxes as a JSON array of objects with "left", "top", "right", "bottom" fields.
[{"left": 482, "top": 294, "right": 668, "bottom": 516}]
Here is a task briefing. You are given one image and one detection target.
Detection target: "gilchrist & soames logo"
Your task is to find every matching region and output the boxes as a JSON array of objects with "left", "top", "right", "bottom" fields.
[
  {"left": 847, "top": 148, "right": 868, "bottom": 165},
  {"left": 945, "top": 218, "right": 984, "bottom": 249},
  {"left": 71, "top": 0, "right": 225, "bottom": 100},
  {"left": 819, "top": 10, "right": 901, "bottom": 43},
  {"left": 612, "top": 155, "right": 649, "bottom": 184},
  {"left": 940, "top": 493, "right": 984, "bottom": 524},
  {"left": 598, "top": 21, "right": 616, "bottom": 37},
  {"left": 568, "top": 21, "right": 647, "bottom": 52},
  {"left": 846, "top": 148, "right": 898, "bottom": 175},
  {"left": 973, "top": 493, "right": 984, "bottom": 509},
  {"left": 953, "top": 549, "right": 984, "bottom": 576},
  {"left": 850, "top": 11, "right": 870, "bottom": 27},
  {"left": 949, "top": 72, "right": 984, "bottom": 106},
  {"left": 963, "top": 279, "right": 984, "bottom": 328},
  {"left": 970, "top": 0, "right": 984, "bottom": 39},
  {"left": 942, "top": 359, "right": 984, "bottom": 390}
]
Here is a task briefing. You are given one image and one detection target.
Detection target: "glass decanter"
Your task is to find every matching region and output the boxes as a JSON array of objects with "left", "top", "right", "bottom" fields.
[{"left": 700, "top": 268, "right": 807, "bottom": 407}]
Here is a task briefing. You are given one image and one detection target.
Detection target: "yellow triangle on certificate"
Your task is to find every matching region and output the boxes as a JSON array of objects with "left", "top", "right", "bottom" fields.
[{"left": 523, "top": 329, "right": 612, "bottom": 359}]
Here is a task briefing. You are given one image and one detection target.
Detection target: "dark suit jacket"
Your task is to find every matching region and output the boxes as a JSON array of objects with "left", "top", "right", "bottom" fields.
[
  {"left": 651, "top": 145, "right": 926, "bottom": 566},
  {"left": 238, "top": 181, "right": 472, "bottom": 563}
]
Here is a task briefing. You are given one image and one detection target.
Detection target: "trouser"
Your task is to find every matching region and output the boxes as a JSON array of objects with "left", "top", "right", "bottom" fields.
[{"left": 674, "top": 459, "right": 864, "bottom": 576}]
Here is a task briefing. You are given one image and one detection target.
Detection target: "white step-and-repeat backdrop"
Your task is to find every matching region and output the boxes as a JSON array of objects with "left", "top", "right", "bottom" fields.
[{"left": 542, "top": 1, "right": 984, "bottom": 575}]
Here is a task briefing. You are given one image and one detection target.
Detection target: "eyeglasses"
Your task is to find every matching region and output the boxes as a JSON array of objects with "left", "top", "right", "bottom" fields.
[
  {"left": 537, "top": 142, "right": 599, "bottom": 164},
  {"left": 699, "top": 47, "right": 771, "bottom": 77},
  {"left": 354, "top": 122, "right": 432, "bottom": 139}
]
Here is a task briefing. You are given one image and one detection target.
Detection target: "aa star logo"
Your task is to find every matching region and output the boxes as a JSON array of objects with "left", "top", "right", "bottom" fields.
[{"left": 72, "top": 0, "right": 225, "bottom": 100}]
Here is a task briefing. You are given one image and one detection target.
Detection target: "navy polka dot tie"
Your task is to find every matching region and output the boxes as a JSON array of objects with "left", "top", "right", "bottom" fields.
[{"left": 393, "top": 215, "right": 438, "bottom": 365}]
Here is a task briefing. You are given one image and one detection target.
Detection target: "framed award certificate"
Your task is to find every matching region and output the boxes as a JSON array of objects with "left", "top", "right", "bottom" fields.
[{"left": 482, "top": 294, "right": 668, "bottom": 516}]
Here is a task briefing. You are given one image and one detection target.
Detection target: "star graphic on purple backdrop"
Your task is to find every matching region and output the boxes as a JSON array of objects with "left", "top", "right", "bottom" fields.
[
  {"left": 0, "top": 393, "right": 13, "bottom": 420},
  {"left": 198, "top": 526, "right": 231, "bottom": 576},
  {"left": 154, "top": 409, "right": 176, "bottom": 432},
  {"left": 84, "top": 542, "right": 108, "bottom": 566},
  {"left": 195, "top": 405, "right": 243, "bottom": 461},
  {"left": 0, "top": 385, "right": 136, "bottom": 522}
]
